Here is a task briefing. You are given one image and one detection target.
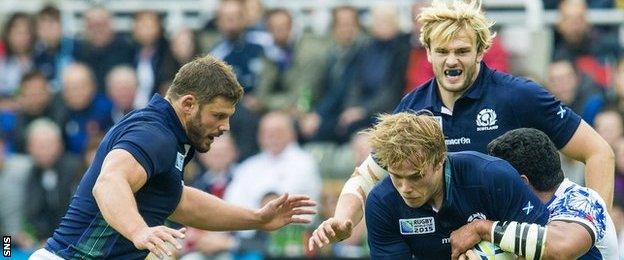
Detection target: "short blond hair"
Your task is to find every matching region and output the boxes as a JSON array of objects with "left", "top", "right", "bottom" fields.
[
  {"left": 418, "top": 0, "right": 495, "bottom": 54},
  {"left": 364, "top": 112, "right": 446, "bottom": 176}
]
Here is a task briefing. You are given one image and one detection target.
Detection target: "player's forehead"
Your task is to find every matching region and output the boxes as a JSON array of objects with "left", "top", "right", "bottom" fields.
[
  {"left": 200, "top": 96, "right": 235, "bottom": 114},
  {"left": 430, "top": 28, "right": 476, "bottom": 50},
  {"left": 388, "top": 160, "right": 421, "bottom": 177}
]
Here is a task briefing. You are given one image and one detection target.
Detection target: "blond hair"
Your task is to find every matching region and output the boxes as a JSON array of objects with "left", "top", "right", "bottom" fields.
[
  {"left": 418, "top": 0, "right": 495, "bottom": 54},
  {"left": 364, "top": 112, "right": 446, "bottom": 176}
]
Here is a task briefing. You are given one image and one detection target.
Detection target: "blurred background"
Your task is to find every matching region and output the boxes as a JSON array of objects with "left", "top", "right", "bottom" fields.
[{"left": 0, "top": 0, "right": 623, "bottom": 259}]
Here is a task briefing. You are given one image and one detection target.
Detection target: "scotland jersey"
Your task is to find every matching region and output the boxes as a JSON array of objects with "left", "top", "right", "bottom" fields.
[
  {"left": 547, "top": 179, "right": 619, "bottom": 259},
  {"left": 45, "top": 94, "right": 195, "bottom": 259},
  {"left": 365, "top": 152, "right": 549, "bottom": 259},
  {"left": 394, "top": 63, "right": 582, "bottom": 153}
]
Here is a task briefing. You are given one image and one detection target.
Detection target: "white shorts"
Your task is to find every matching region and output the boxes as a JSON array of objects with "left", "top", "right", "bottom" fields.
[{"left": 29, "top": 248, "right": 65, "bottom": 260}]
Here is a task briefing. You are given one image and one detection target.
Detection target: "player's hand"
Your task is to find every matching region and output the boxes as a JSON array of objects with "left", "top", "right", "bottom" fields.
[
  {"left": 450, "top": 220, "right": 487, "bottom": 260},
  {"left": 308, "top": 217, "right": 353, "bottom": 250},
  {"left": 458, "top": 249, "right": 480, "bottom": 260},
  {"left": 256, "top": 193, "right": 317, "bottom": 231},
  {"left": 130, "top": 226, "right": 186, "bottom": 259}
]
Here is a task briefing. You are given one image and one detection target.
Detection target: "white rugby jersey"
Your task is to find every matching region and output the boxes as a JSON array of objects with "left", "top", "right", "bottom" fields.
[{"left": 547, "top": 178, "right": 619, "bottom": 259}]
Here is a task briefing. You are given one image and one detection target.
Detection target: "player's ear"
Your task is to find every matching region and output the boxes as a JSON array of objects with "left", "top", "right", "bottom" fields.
[
  {"left": 425, "top": 47, "right": 432, "bottom": 63},
  {"left": 179, "top": 94, "right": 199, "bottom": 115},
  {"left": 519, "top": 175, "right": 530, "bottom": 185}
]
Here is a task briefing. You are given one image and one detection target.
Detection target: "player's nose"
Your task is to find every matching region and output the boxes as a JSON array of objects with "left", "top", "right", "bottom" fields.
[{"left": 219, "top": 120, "right": 230, "bottom": 132}]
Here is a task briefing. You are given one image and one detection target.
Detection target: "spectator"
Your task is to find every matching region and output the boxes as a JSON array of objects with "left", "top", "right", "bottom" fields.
[
  {"left": 225, "top": 112, "right": 321, "bottom": 256},
  {"left": 613, "top": 138, "right": 624, "bottom": 200},
  {"left": 182, "top": 134, "right": 239, "bottom": 260},
  {"left": 210, "top": 0, "right": 265, "bottom": 161},
  {"left": 73, "top": 7, "right": 133, "bottom": 92},
  {"left": 544, "top": 0, "right": 614, "bottom": 9},
  {"left": 0, "top": 137, "right": 33, "bottom": 250},
  {"left": 160, "top": 27, "right": 200, "bottom": 94},
  {"left": 226, "top": 111, "right": 321, "bottom": 212},
  {"left": 593, "top": 108, "right": 624, "bottom": 149},
  {"left": 25, "top": 118, "right": 81, "bottom": 243},
  {"left": 545, "top": 59, "right": 603, "bottom": 123},
  {"left": 552, "top": 0, "right": 620, "bottom": 87},
  {"left": 0, "top": 13, "right": 35, "bottom": 103},
  {"left": 256, "top": 8, "right": 328, "bottom": 114},
  {"left": 105, "top": 65, "right": 138, "bottom": 124},
  {"left": 33, "top": 4, "right": 74, "bottom": 91},
  {"left": 341, "top": 5, "right": 408, "bottom": 139},
  {"left": 244, "top": 0, "right": 272, "bottom": 50},
  {"left": 12, "top": 71, "right": 63, "bottom": 153},
  {"left": 58, "top": 63, "right": 112, "bottom": 153},
  {"left": 210, "top": 0, "right": 264, "bottom": 93},
  {"left": 299, "top": 5, "right": 366, "bottom": 143},
  {"left": 612, "top": 199, "right": 624, "bottom": 260},
  {"left": 132, "top": 10, "right": 170, "bottom": 108}
]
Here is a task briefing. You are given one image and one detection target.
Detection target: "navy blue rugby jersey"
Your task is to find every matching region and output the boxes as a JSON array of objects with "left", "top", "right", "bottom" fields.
[
  {"left": 45, "top": 94, "right": 195, "bottom": 259},
  {"left": 365, "top": 151, "right": 549, "bottom": 259},
  {"left": 394, "top": 63, "right": 582, "bottom": 153}
]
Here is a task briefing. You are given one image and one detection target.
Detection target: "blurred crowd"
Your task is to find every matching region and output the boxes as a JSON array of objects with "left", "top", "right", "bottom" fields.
[{"left": 0, "top": 0, "right": 624, "bottom": 258}]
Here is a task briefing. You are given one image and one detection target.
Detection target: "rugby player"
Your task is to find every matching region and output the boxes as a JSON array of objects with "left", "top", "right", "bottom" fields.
[
  {"left": 31, "top": 56, "right": 316, "bottom": 259},
  {"left": 450, "top": 128, "right": 618, "bottom": 260},
  {"left": 309, "top": 0, "right": 613, "bottom": 249}
]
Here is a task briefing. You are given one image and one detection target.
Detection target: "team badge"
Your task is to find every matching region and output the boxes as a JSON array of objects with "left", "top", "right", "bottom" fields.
[{"left": 476, "top": 108, "right": 499, "bottom": 131}]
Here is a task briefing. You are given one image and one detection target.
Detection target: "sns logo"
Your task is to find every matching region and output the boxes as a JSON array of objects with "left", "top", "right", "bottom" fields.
[
  {"left": 3, "top": 236, "right": 10, "bottom": 257},
  {"left": 476, "top": 109, "right": 499, "bottom": 131}
]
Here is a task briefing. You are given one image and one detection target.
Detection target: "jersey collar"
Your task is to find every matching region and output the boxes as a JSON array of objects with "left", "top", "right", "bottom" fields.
[
  {"left": 148, "top": 94, "right": 191, "bottom": 145},
  {"left": 440, "top": 155, "right": 454, "bottom": 210}
]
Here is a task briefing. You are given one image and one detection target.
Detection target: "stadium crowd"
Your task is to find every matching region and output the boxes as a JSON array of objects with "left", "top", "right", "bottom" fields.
[{"left": 0, "top": 0, "right": 623, "bottom": 258}]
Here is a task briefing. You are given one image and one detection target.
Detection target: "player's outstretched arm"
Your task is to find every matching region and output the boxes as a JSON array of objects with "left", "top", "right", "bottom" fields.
[
  {"left": 450, "top": 219, "right": 592, "bottom": 260},
  {"left": 561, "top": 121, "right": 614, "bottom": 209},
  {"left": 170, "top": 187, "right": 316, "bottom": 231},
  {"left": 93, "top": 149, "right": 186, "bottom": 259},
  {"left": 308, "top": 154, "right": 388, "bottom": 250}
]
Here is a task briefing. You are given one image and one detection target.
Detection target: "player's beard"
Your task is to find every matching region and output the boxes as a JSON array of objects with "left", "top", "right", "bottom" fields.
[{"left": 186, "top": 112, "right": 212, "bottom": 153}]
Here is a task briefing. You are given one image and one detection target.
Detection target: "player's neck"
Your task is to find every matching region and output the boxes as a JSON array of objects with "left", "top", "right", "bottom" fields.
[
  {"left": 166, "top": 96, "right": 189, "bottom": 132},
  {"left": 439, "top": 90, "right": 463, "bottom": 111}
]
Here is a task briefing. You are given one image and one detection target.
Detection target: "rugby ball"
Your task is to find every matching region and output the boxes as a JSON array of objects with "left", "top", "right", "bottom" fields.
[{"left": 471, "top": 241, "right": 517, "bottom": 260}]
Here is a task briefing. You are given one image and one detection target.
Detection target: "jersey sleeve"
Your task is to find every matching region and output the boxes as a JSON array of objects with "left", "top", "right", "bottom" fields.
[
  {"left": 485, "top": 160, "right": 549, "bottom": 225},
  {"left": 511, "top": 81, "right": 582, "bottom": 149},
  {"left": 112, "top": 124, "right": 177, "bottom": 179},
  {"left": 365, "top": 191, "right": 413, "bottom": 259},
  {"left": 548, "top": 188, "right": 608, "bottom": 244}
]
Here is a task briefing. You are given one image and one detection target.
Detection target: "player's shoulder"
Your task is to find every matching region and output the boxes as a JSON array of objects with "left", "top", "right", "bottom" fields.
[
  {"left": 449, "top": 151, "right": 517, "bottom": 186},
  {"left": 449, "top": 151, "right": 510, "bottom": 173},
  {"left": 395, "top": 80, "right": 435, "bottom": 112},
  {"left": 550, "top": 179, "right": 609, "bottom": 214},
  {"left": 111, "top": 111, "right": 178, "bottom": 147},
  {"left": 487, "top": 70, "right": 546, "bottom": 99},
  {"left": 369, "top": 177, "right": 399, "bottom": 204},
  {"left": 549, "top": 179, "right": 610, "bottom": 239}
]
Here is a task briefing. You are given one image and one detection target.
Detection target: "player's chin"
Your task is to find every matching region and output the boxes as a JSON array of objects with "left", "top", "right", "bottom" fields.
[
  {"left": 196, "top": 140, "right": 212, "bottom": 153},
  {"left": 402, "top": 198, "right": 425, "bottom": 208}
]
